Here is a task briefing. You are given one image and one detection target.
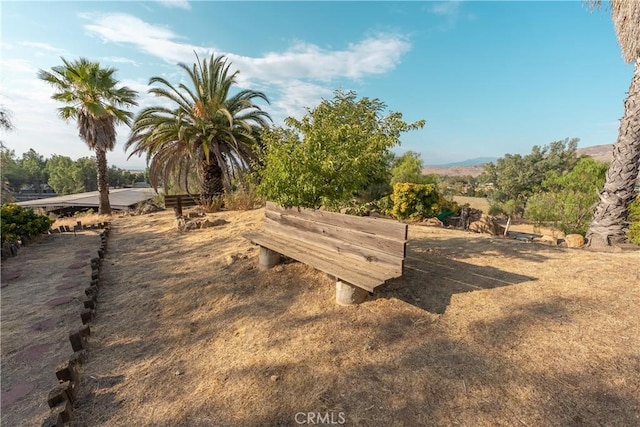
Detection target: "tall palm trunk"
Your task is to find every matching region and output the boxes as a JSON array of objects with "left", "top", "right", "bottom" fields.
[
  {"left": 586, "top": 60, "right": 640, "bottom": 247},
  {"left": 95, "top": 147, "right": 112, "bottom": 214},
  {"left": 200, "top": 160, "right": 224, "bottom": 195}
]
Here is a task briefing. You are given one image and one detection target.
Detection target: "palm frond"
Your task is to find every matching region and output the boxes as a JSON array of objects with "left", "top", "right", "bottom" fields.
[{"left": 127, "top": 52, "right": 272, "bottom": 194}]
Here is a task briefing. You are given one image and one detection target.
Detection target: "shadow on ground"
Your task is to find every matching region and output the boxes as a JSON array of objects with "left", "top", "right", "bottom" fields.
[{"left": 376, "top": 235, "right": 539, "bottom": 314}]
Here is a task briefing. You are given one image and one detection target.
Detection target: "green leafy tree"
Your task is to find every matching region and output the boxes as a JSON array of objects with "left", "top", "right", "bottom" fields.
[
  {"left": 45, "top": 155, "right": 82, "bottom": 195},
  {"left": 479, "top": 138, "right": 579, "bottom": 217},
  {"left": 19, "top": 149, "right": 47, "bottom": 191},
  {"left": 1, "top": 109, "right": 16, "bottom": 202},
  {"left": 390, "top": 151, "right": 437, "bottom": 185},
  {"left": 585, "top": 1, "right": 640, "bottom": 247},
  {"left": 0, "top": 106, "right": 13, "bottom": 134},
  {"left": 258, "top": 90, "right": 425, "bottom": 209},
  {"left": 440, "top": 175, "right": 478, "bottom": 197},
  {"left": 126, "top": 53, "right": 271, "bottom": 196},
  {"left": 1, "top": 146, "right": 26, "bottom": 201},
  {"left": 526, "top": 157, "right": 608, "bottom": 234},
  {"left": 38, "top": 57, "right": 138, "bottom": 213},
  {"left": 75, "top": 157, "right": 98, "bottom": 192}
]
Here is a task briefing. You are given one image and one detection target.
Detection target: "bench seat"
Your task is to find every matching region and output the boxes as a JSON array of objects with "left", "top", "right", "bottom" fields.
[{"left": 245, "top": 202, "right": 408, "bottom": 303}]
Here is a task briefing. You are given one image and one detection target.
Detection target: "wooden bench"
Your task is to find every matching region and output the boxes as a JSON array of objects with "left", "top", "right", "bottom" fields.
[
  {"left": 164, "top": 193, "right": 219, "bottom": 216},
  {"left": 245, "top": 201, "right": 408, "bottom": 305}
]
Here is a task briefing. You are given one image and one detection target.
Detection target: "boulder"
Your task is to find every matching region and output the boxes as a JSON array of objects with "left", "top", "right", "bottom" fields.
[
  {"left": 139, "top": 201, "right": 163, "bottom": 215},
  {"left": 468, "top": 215, "right": 505, "bottom": 236},
  {"left": 211, "top": 218, "right": 229, "bottom": 227},
  {"left": 422, "top": 217, "right": 443, "bottom": 227},
  {"left": 565, "top": 234, "right": 585, "bottom": 248}
]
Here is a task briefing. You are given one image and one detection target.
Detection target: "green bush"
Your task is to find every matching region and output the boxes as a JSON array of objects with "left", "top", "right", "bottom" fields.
[
  {"left": 627, "top": 195, "right": 640, "bottom": 245},
  {"left": 257, "top": 90, "right": 424, "bottom": 210},
  {"left": 524, "top": 157, "right": 608, "bottom": 235},
  {"left": 224, "top": 183, "right": 263, "bottom": 211},
  {"left": 1, "top": 203, "right": 54, "bottom": 243},
  {"left": 390, "top": 183, "right": 459, "bottom": 220}
]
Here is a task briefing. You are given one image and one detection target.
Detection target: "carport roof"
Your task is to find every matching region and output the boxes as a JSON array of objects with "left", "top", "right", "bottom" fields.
[{"left": 16, "top": 188, "right": 159, "bottom": 210}]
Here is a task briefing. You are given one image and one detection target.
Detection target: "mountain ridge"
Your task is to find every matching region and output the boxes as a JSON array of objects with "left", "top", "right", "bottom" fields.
[{"left": 422, "top": 144, "right": 613, "bottom": 177}]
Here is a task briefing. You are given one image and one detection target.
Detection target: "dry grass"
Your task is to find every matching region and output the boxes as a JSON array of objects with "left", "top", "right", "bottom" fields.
[
  {"left": 452, "top": 195, "right": 491, "bottom": 213},
  {"left": 52, "top": 213, "right": 114, "bottom": 229},
  {"left": 4, "top": 207, "right": 639, "bottom": 426}
]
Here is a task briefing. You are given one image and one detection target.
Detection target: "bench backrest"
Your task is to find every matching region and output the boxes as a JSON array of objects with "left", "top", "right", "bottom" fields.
[
  {"left": 164, "top": 194, "right": 202, "bottom": 207},
  {"left": 264, "top": 201, "right": 407, "bottom": 275}
]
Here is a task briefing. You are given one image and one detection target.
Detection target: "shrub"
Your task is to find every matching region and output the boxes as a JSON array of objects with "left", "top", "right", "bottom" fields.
[
  {"left": 1, "top": 203, "right": 54, "bottom": 243},
  {"left": 628, "top": 195, "right": 640, "bottom": 245},
  {"left": 198, "top": 195, "right": 224, "bottom": 213},
  {"left": 390, "top": 183, "right": 459, "bottom": 220},
  {"left": 224, "top": 183, "right": 263, "bottom": 211},
  {"left": 525, "top": 157, "right": 608, "bottom": 235}
]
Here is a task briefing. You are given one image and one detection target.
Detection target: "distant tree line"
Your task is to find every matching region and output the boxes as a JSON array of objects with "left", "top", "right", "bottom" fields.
[
  {"left": 0, "top": 147, "right": 147, "bottom": 201},
  {"left": 4, "top": 0, "right": 639, "bottom": 251}
]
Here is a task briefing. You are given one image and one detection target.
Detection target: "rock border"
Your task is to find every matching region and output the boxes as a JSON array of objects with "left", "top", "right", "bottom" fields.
[{"left": 42, "top": 222, "right": 110, "bottom": 427}]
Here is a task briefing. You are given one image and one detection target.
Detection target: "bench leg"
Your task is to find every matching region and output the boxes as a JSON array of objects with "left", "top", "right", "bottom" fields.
[
  {"left": 336, "top": 280, "right": 368, "bottom": 305},
  {"left": 258, "top": 247, "right": 281, "bottom": 271}
]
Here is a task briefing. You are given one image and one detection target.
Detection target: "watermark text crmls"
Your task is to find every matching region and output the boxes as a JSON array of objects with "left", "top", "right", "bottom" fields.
[{"left": 294, "top": 412, "right": 346, "bottom": 425}]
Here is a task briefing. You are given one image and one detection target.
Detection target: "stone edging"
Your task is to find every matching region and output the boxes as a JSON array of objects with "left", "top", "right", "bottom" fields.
[{"left": 42, "top": 222, "right": 110, "bottom": 427}]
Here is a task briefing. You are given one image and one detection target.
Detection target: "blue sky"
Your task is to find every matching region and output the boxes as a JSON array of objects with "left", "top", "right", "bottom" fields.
[{"left": 0, "top": 1, "right": 633, "bottom": 169}]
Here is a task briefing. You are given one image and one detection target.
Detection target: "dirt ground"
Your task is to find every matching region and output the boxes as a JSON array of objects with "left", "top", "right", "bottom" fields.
[
  {"left": 3, "top": 207, "right": 640, "bottom": 426},
  {"left": 1, "top": 229, "right": 102, "bottom": 427}
]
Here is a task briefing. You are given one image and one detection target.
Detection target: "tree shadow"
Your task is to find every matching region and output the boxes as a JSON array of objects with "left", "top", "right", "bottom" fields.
[
  {"left": 408, "top": 232, "right": 565, "bottom": 263},
  {"left": 375, "top": 236, "right": 538, "bottom": 314},
  {"left": 69, "top": 216, "right": 640, "bottom": 426}
]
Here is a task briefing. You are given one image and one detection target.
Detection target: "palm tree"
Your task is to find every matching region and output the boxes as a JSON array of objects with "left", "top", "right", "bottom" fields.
[
  {"left": 126, "top": 53, "right": 271, "bottom": 196},
  {"left": 585, "top": 1, "right": 640, "bottom": 247},
  {"left": 1, "top": 108, "right": 15, "bottom": 203},
  {"left": 38, "top": 58, "right": 138, "bottom": 214},
  {"left": 0, "top": 106, "right": 13, "bottom": 132}
]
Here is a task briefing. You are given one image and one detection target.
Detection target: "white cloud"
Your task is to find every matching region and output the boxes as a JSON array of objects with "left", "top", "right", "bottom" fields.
[
  {"left": 231, "top": 35, "right": 410, "bottom": 83},
  {"left": 0, "top": 66, "right": 149, "bottom": 168},
  {"left": 1, "top": 58, "right": 39, "bottom": 75},
  {"left": 83, "top": 13, "right": 202, "bottom": 65},
  {"left": 102, "top": 56, "right": 140, "bottom": 67},
  {"left": 83, "top": 13, "right": 410, "bottom": 82},
  {"left": 270, "top": 81, "right": 333, "bottom": 123},
  {"left": 19, "top": 41, "right": 66, "bottom": 53},
  {"left": 81, "top": 13, "right": 412, "bottom": 120},
  {"left": 430, "top": 1, "right": 461, "bottom": 17},
  {"left": 155, "top": 0, "right": 191, "bottom": 10}
]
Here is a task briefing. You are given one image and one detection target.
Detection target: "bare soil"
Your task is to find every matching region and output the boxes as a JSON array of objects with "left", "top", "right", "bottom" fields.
[
  {"left": 1, "top": 230, "right": 102, "bottom": 427},
  {"left": 2, "top": 207, "right": 639, "bottom": 426}
]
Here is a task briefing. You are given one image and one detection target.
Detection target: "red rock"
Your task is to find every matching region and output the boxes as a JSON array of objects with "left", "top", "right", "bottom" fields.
[
  {"left": 67, "top": 262, "right": 86, "bottom": 270},
  {"left": 56, "top": 282, "right": 81, "bottom": 291},
  {"left": 32, "top": 318, "right": 61, "bottom": 331},
  {"left": 62, "top": 271, "right": 79, "bottom": 278},
  {"left": 12, "top": 343, "right": 54, "bottom": 363},
  {"left": 45, "top": 296, "right": 74, "bottom": 307},
  {"left": 1, "top": 270, "right": 22, "bottom": 281},
  {"left": 1, "top": 382, "right": 35, "bottom": 408}
]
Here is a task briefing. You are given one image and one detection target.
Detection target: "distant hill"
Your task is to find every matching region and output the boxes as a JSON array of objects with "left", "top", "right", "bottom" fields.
[
  {"left": 576, "top": 144, "right": 613, "bottom": 163},
  {"left": 436, "top": 157, "right": 498, "bottom": 167},
  {"left": 422, "top": 164, "right": 486, "bottom": 178},
  {"left": 422, "top": 144, "right": 614, "bottom": 177}
]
